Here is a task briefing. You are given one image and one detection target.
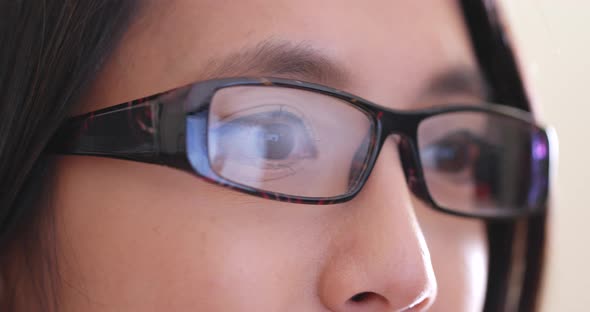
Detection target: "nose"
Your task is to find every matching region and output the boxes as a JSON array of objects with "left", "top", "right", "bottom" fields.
[{"left": 318, "top": 136, "right": 437, "bottom": 311}]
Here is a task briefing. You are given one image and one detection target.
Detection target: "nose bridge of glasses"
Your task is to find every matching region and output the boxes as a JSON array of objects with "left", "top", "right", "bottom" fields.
[
  {"left": 378, "top": 122, "right": 431, "bottom": 205},
  {"left": 378, "top": 109, "right": 422, "bottom": 138}
]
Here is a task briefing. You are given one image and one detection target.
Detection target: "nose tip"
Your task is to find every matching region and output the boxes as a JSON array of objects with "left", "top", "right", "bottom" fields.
[
  {"left": 347, "top": 266, "right": 437, "bottom": 311},
  {"left": 399, "top": 287, "right": 437, "bottom": 311},
  {"left": 318, "top": 225, "right": 438, "bottom": 312}
]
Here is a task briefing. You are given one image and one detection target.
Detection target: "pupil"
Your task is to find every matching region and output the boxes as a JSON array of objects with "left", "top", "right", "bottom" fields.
[
  {"left": 437, "top": 142, "right": 467, "bottom": 171},
  {"left": 256, "top": 123, "right": 295, "bottom": 160}
]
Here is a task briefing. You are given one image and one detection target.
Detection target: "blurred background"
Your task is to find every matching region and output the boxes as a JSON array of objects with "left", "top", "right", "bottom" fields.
[{"left": 500, "top": 1, "right": 590, "bottom": 311}]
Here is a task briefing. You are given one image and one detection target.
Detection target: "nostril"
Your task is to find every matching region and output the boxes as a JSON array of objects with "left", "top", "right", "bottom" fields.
[
  {"left": 349, "top": 291, "right": 376, "bottom": 303},
  {"left": 346, "top": 290, "right": 434, "bottom": 311}
]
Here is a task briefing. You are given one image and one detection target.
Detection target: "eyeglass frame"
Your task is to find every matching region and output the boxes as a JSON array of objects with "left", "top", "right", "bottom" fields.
[{"left": 49, "top": 77, "right": 552, "bottom": 220}]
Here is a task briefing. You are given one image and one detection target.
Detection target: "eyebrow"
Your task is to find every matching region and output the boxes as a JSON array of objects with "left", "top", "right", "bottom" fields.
[
  {"left": 201, "top": 39, "right": 489, "bottom": 100},
  {"left": 422, "top": 66, "right": 490, "bottom": 100},
  {"left": 201, "top": 39, "right": 350, "bottom": 86}
]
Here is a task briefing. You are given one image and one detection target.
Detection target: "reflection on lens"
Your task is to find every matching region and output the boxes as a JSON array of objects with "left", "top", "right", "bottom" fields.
[
  {"left": 207, "top": 86, "right": 374, "bottom": 198},
  {"left": 418, "top": 111, "right": 549, "bottom": 216},
  {"left": 209, "top": 107, "right": 317, "bottom": 182}
]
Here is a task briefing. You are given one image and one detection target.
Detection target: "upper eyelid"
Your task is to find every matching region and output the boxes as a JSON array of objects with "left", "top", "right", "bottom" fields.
[
  {"left": 217, "top": 110, "right": 302, "bottom": 126},
  {"left": 211, "top": 112, "right": 319, "bottom": 161}
]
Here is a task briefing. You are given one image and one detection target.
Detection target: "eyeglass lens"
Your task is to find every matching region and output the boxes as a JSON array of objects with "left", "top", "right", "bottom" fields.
[
  {"left": 418, "top": 112, "right": 548, "bottom": 216},
  {"left": 207, "top": 86, "right": 373, "bottom": 198},
  {"left": 197, "top": 85, "right": 547, "bottom": 214}
]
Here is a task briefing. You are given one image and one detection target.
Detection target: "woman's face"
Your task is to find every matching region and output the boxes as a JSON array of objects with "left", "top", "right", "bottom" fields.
[{"left": 52, "top": 1, "right": 489, "bottom": 311}]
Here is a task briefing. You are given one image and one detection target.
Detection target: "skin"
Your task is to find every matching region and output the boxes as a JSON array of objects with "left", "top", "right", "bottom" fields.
[{"left": 51, "top": 1, "right": 489, "bottom": 311}]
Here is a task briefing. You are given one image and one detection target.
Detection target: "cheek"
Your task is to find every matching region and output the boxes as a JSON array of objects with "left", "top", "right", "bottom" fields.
[
  {"left": 52, "top": 157, "right": 327, "bottom": 311},
  {"left": 414, "top": 199, "right": 489, "bottom": 312},
  {"left": 51, "top": 155, "right": 490, "bottom": 311}
]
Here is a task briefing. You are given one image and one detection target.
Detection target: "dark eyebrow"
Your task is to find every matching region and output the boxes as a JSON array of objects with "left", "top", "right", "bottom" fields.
[
  {"left": 420, "top": 66, "right": 490, "bottom": 100},
  {"left": 201, "top": 39, "right": 350, "bottom": 87},
  {"left": 201, "top": 38, "right": 488, "bottom": 101}
]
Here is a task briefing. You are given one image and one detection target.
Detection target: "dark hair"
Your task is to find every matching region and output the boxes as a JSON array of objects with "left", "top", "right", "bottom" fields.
[
  {"left": 0, "top": 1, "right": 139, "bottom": 310},
  {"left": 460, "top": 2, "right": 547, "bottom": 311},
  {"left": 0, "top": 1, "right": 546, "bottom": 311}
]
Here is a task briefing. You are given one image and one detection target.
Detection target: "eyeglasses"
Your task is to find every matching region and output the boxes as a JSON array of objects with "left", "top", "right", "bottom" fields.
[{"left": 51, "top": 77, "right": 551, "bottom": 219}]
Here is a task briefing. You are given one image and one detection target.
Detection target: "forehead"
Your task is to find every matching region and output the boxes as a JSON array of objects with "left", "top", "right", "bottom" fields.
[{"left": 83, "top": 0, "right": 477, "bottom": 112}]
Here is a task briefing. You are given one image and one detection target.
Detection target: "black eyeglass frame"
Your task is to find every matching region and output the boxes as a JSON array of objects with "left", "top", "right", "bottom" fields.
[{"left": 50, "top": 77, "right": 551, "bottom": 220}]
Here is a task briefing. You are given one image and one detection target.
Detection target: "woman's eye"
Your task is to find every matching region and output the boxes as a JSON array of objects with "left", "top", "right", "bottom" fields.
[
  {"left": 254, "top": 122, "right": 298, "bottom": 160},
  {"left": 421, "top": 131, "right": 482, "bottom": 174},
  {"left": 210, "top": 109, "right": 318, "bottom": 173}
]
